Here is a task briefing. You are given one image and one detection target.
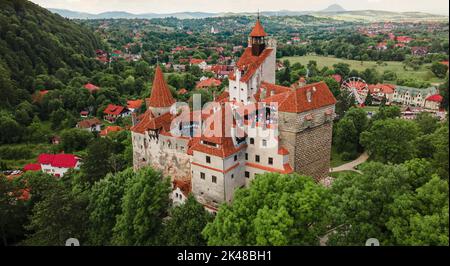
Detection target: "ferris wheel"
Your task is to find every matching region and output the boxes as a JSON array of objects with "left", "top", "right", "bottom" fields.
[{"left": 341, "top": 77, "right": 369, "bottom": 106}]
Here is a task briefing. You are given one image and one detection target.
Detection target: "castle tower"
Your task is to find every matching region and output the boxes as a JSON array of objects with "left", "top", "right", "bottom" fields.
[
  {"left": 249, "top": 17, "right": 267, "bottom": 56},
  {"left": 146, "top": 65, "right": 175, "bottom": 117}
]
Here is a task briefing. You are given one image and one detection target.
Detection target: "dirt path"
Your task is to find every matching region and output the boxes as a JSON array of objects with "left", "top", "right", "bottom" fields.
[{"left": 330, "top": 152, "right": 369, "bottom": 174}]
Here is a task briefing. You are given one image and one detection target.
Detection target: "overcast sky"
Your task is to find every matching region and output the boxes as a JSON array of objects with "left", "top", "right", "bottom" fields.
[{"left": 30, "top": 0, "right": 449, "bottom": 15}]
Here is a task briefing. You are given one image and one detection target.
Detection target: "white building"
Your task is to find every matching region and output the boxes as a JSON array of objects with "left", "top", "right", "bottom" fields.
[{"left": 37, "top": 153, "right": 81, "bottom": 178}]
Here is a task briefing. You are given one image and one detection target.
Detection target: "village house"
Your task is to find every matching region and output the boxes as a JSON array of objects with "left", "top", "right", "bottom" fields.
[
  {"left": 190, "top": 58, "right": 208, "bottom": 70},
  {"left": 76, "top": 117, "right": 102, "bottom": 133},
  {"left": 80, "top": 111, "right": 89, "bottom": 118},
  {"left": 103, "top": 104, "right": 132, "bottom": 123},
  {"left": 31, "top": 153, "right": 81, "bottom": 177},
  {"left": 84, "top": 83, "right": 100, "bottom": 93},
  {"left": 131, "top": 18, "right": 336, "bottom": 210},
  {"left": 100, "top": 125, "right": 123, "bottom": 137},
  {"left": 424, "top": 94, "right": 443, "bottom": 111},
  {"left": 392, "top": 86, "right": 438, "bottom": 107},
  {"left": 196, "top": 78, "right": 222, "bottom": 90},
  {"left": 368, "top": 83, "right": 396, "bottom": 104},
  {"left": 127, "top": 99, "right": 144, "bottom": 113},
  {"left": 172, "top": 178, "right": 192, "bottom": 205}
]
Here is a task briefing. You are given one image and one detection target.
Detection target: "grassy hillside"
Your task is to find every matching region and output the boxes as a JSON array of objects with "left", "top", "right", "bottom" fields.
[{"left": 283, "top": 55, "right": 444, "bottom": 84}]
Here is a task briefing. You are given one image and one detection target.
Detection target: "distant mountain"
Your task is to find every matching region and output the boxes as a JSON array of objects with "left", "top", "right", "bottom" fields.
[
  {"left": 321, "top": 4, "right": 346, "bottom": 13},
  {"left": 48, "top": 8, "right": 448, "bottom": 22},
  {"left": 48, "top": 8, "right": 217, "bottom": 19}
]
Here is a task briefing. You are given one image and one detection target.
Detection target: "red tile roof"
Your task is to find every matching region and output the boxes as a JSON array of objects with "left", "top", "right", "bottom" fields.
[
  {"left": 196, "top": 78, "right": 222, "bottom": 89},
  {"left": 229, "top": 47, "right": 274, "bottom": 82},
  {"left": 127, "top": 99, "right": 143, "bottom": 109},
  {"left": 249, "top": 19, "right": 267, "bottom": 37},
  {"left": 23, "top": 163, "right": 41, "bottom": 172},
  {"left": 254, "top": 82, "right": 292, "bottom": 101},
  {"left": 77, "top": 118, "right": 101, "bottom": 129},
  {"left": 190, "top": 58, "right": 206, "bottom": 65},
  {"left": 103, "top": 104, "right": 126, "bottom": 116},
  {"left": 278, "top": 147, "right": 289, "bottom": 155},
  {"left": 84, "top": 83, "right": 100, "bottom": 92},
  {"left": 331, "top": 74, "right": 342, "bottom": 83},
  {"left": 262, "top": 82, "right": 337, "bottom": 113},
  {"left": 38, "top": 154, "right": 79, "bottom": 168},
  {"left": 178, "top": 88, "right": 188, "bottom": 95},
  {"left": 426, "top": 94, "right": 443, "bottom": 103},
  {"left": 131, "top": 110, "right": 175, "bottom": 134},
  {"left": 245, "top": 162, "right": 293, "bottom": 174},
  {"left": 368, "top": 84, "right": 396, "bottom": 94},
  {"left": 173, "top": 178, "right": 192, "bottom": 197},
  {"left": 100, "top": 126, "right": 123, "bottom": 136},
  {"left": 190, "top": 103, "right": 246, "bottom": 158},
  {"left": 146, "top": 66, "right": 176, "bottom": 108}
]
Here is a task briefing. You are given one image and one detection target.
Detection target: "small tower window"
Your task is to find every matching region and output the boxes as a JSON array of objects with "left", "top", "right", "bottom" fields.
[{"left": 212, "top": 176, "right": 217, "bottom": 183}]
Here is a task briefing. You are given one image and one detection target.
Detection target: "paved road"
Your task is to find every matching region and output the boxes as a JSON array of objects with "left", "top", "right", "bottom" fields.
[{"left": 330, "top": 152, "right": 369, "bottom": 174}]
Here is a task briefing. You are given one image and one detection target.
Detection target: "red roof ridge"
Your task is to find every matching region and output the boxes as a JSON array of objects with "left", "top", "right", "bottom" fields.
[
  {"left": 250, "top": 19, "right": 267, "bottom": 37},
  {"left": 147, "top": 66, "right": 175, "bottom": 108}
]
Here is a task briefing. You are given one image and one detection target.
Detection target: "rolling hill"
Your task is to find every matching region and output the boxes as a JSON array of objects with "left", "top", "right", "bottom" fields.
[{"left": 47, "top": 4, "right": 448, "bottom": 22}]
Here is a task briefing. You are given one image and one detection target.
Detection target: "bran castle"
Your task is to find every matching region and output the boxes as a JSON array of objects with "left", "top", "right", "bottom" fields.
[{"left": 131, "top": 18, "right": 337, "bottom": 211}]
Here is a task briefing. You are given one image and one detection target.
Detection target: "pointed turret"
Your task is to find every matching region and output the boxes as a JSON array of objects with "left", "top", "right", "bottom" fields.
[
  {"left": 249, "top": 17, "right": 267, "bottom": 56},
  {"left": 146, "top": 65, "right": 175, "bottom": 116},
  {"left": 249, "top": 19, "right": 267, "bottom": 37}
]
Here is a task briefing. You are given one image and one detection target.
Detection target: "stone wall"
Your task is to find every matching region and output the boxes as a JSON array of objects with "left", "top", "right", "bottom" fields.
[
  {"left": 294, "top": 122, "right": 333, "bottom": 180},
  {"left": 278, "top": 105, "right": 335, "bottom": 181}
]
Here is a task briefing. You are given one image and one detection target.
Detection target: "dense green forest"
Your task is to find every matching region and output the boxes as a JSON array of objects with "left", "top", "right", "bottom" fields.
[{"left": 0, "top": 0, "right": 102, "bottom": 107}]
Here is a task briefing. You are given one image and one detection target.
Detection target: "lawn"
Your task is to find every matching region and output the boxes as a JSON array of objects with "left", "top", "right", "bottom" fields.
[
  {"left": 0, "top": 143, "right": 56, "bottom": 170},
  {"left": 282, "top": 55, "right": 444, "bottom": 84},
  {"left": 330, "top": 146, "right": 353, "bottom": 168}
]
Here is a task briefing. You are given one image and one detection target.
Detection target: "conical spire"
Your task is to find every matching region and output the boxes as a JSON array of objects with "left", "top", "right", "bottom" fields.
[
  {"left": 249, "top": 18, "right": 267, "bottom": 37},
  {"left": 147, "top": 65, "right": 175, "bottom": 108}
]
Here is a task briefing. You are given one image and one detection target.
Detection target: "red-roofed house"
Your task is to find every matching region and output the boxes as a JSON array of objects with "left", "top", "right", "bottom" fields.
[
  {"left": 84, "top": 83, "right": 100, "bottom": 93},
  {"left": 103, "top": 104, "right": 131, "bottom": 123},
  {"left": 127, "top": 99, "right": 143, "bottom": 113},
  {"left": 196, "top": 78, "right": 222, "bottom": 89},
  {"left": 100, "top": 126, "right": 123, "bottom": 137},
  {"left": 368, "top": 84, "right": 396, "bottom": 103},
  {"left": 190, "top": 58, "right": 208, "bottom": 70},
  {"left": 424, "top": 94, "right": 443, "bottom": 111},
  {"left": 23, "top": 163, "right": 41, "bottom": 172},
  {"left": 38, "top": 153, "right": 81, "bottom": 177},
  {"left": 172, "top": 178, "right": 192, "bottom": 205},
  {"left": 397, "top": 36, "right": 413, "bottom": 43},
  {"left": 76, "top": 118, "right": 102, "bottom": 132}
]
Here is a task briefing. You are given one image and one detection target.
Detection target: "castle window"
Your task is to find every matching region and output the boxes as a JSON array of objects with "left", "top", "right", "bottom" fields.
[
  {"left": 245, "top": 171, "right": 250, "bottom": 178},
  {"left": 268, "top": 157, "right": 273, "bottom": 165},
  {"left": 255, "top": 155, "right": 260, "bottom": 163},
  {"left": 250, "top": 138, "right": 255, "bottom": 144},
  {"left": 245, "top": 153, "right": 248, "bottom": 160},
  {"left": 234, "top": 155, "right": 237, "bottom": 161},
  {"left": 206, "top": 156, "right": 211, "bottom": 163},
  {"left": 231, "top": 174, "right": 234, "bottom": 179},
  {"left": 200, "top": 172, "right": 205, "bottom": 180},
  {"left": 262, "top": 140, "right": 267, "bottom": 147},
  {"left": 212, "top": 175, "right": 217, "bottom": 183}
]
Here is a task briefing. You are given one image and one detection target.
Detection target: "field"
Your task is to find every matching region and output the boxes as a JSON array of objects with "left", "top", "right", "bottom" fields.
[{"left": 282, "top": 55, "right": 444, "bottom": 84}]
